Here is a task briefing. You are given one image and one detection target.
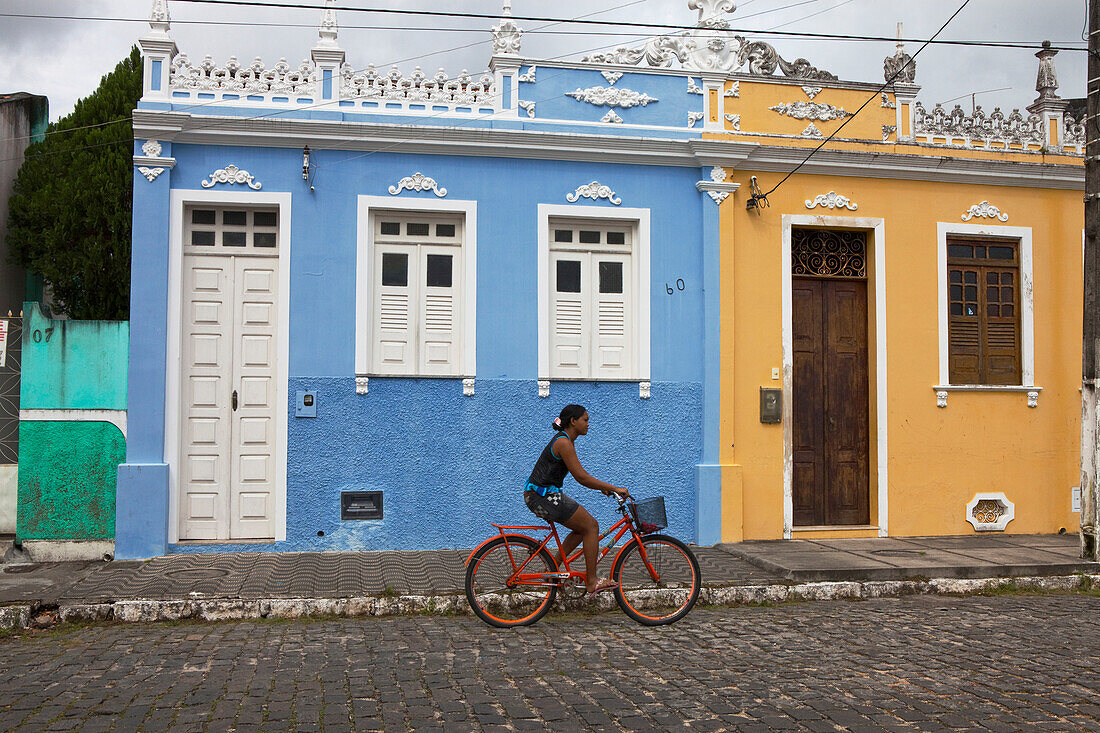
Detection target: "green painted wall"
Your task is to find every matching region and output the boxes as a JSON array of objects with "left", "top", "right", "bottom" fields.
[
  {"left": 16, "top": 421, "right": 124, "bottom": 540},
  {"left": 20, "top": 302, "right": 128, "bottom": 410}
]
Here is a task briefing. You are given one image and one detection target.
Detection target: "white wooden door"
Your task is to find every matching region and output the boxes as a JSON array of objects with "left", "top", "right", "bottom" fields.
[
  {"left": 181, "top": 254, "right": 279, "bottom": 540},
  {"left": 231, "top": 258, "right": 278, "bottom": 539},
  {"left": 593, "top": 255, "right": 631, "bottom": 378},
  {"left": 373, "top": 245, "right": 416, "bottom": 374},
  {"left": 550, "top": 253, "right": 587, "bottom": 378},
  {"left": 181, "top": 256, "right": 233, "bottom": 540},
  {"left": 418, "top": 247, "right": 460, "bottom": 375}
]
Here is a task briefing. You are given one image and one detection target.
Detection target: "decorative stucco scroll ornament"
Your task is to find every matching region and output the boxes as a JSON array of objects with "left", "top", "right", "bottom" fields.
[
  {"left": 883, "top": 45, "right": 915, "bottom": 83},
  {"left": 142, "top": 139, "right": 162, "bottom": 157},
  {"left": 696, "top": 166, "right": 739, "bottom": 205},
  {"left": 725, "top": 113, "right": 740, "bottom": 130},
  {"left": 688, "top": 112, "right": 704, "bottom": 127},
  {"left": 171, "top": 54, "right": 318, "bottom": 96},
  {"left": 565, "top": 86, "right": 657, "bottom": 108},
  {"left": 389, "top": 172, "right": 447, "bottom": 198},
  {"left": 342, "top": 66, "right": 495, "bottom": 106},
  {"left": 518, "top": 66, "right": 536, "bottom": 83},
  {"left": 936, "top": 390, "right": 948, "bottom": 408},
  {"left": 567, "top": 181, "right": 622, "bottom": 205},
  {"left": 463, "top": 378, "right": 475, "bottom": 397},
  {"left": 201, "top": 164, "right": 262, "bottom": 190},
  {"left": 138, "top": 167, "right": 165, "bottom": 182},
  {"left": 580, "top": 0, "right": 835, "bottom": 80},
  {"left": 149, "top": 0, "right": 170, "bottom": 33},
  {"left": 687, "top": 77, "right": 703, "bottom": 95},
  {"left": 1027, "top": 390, "right": 1039, "bottom": 408},
  {"left": 882, "top": 125, "right": 896, "bottom": 141},
  {"left": 601, "top": 110, "right": 623, "bottom": 124},
  {"left": 725, "top": 82, "right": 739, "bottom": 97},
  {"left": 965, "top": 493, "right": 1015, "bottom": 531},
  {"left": 1034, "top": 40, "right": 1059, "bottom": 101},
  {"left": 1064, "top": 113, "right": 1086, "bottom": 146},
  {"left": 601, "top": 71, "right": 623, "bottom": 85},
  {"left": 769, "top": 101, "right": 851, "bottom": 122},
  {"left": 639, "top": 382, "right": 651, "bottom": 399},
  {"left": 356, "top": 376, "right": 369, "bottom": 395},
  {"left": 961, "top": 201, "right": 1008, "bottom": 222},
  {"left": 491, "top": 0, "right": 522, "bottom": 56},
  {"left": 317, "top": 0, "right": 338, "bottom": 47},
  {"left": 801, "top": 122, "right": 823, "bottom": 137},
  {"left": 538, "top": 379, "right": 550, "bottom": 398},
  {"left": 913, "top": 102, "right": 1044, "bottom": 149},
  {"left": 881, "top": 92, "right": 896, "bottom": 109},
  {"left": 801, "top": 86, "right": 821, "bottom": 100},
  {"left": 805, "top": 191, "right": 858, "bottom": 211},
  {"left": 518, "top": 100, "right": 535, "bottom": 118}
]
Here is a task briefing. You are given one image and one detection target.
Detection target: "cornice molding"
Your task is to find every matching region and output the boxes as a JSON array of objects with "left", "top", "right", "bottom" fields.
[
  {"left": 131, "top": 110, "right": 1084, "bottom": 190},
  {"left": 132, "top": 154, "right": 177, "bottom": 169}
]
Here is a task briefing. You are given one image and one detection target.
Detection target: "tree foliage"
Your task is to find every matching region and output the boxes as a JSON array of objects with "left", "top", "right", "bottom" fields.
[{"left": 7, "top": 46, "right": 142, "bottom": 320}]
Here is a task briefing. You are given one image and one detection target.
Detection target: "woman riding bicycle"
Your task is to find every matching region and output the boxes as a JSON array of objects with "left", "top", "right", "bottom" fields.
[{"left": 524, "top": 404, "right": 628, "bottom": 597}]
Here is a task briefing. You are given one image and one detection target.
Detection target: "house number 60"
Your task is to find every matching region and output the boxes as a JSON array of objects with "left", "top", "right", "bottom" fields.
[{"left": 665, "top": 279, "right": 685, "bottom": 295}]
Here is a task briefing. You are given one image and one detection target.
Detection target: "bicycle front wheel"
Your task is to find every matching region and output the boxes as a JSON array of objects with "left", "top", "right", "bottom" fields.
[
  {"left": 465, "top": 535, "right": 558, "bottom": 628},
  {"left": 611, "top": 534, "right": 700, "bottom": 626}
]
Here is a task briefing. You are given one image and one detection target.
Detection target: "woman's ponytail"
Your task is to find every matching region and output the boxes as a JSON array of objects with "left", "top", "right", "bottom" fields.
[{"left": 552, "top": 404, "right": 586, "bottom": 431}]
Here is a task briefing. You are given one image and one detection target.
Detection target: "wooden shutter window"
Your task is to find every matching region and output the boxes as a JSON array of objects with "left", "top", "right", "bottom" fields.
[{"left": 947, "top": 238, "right": 1020, "bottom": 385}]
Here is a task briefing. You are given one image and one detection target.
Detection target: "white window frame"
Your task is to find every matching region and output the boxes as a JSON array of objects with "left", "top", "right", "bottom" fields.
[
  {"left": 165, "top": 188, "right": 293, "bottom": 544},
  {"left": 356, "top": 196, "right": 477, "bottom": 379},
  {"left": 936, "top": 222, "right": 1034, "bottom": 390},
  {"left": 538, "top": 204, "right": 650, "bottom": 382}
]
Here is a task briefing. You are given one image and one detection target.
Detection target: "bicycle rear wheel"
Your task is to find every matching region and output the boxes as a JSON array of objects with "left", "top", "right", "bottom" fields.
[
  {"left": 611, "top": 534, "right": 700, "bottom": 626},
  {"left": 465, "top": 535, "right": 558, "bottom": 628}
]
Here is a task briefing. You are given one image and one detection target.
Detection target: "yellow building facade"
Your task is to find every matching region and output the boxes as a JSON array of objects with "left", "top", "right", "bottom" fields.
[{"left": 707, "top": 46, "right": 1084, "bottom": 541}]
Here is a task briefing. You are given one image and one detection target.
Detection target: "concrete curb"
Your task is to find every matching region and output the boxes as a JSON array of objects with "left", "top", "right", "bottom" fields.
[{"left": 2, "top": 574, "right": 1098, "bottom": 631}]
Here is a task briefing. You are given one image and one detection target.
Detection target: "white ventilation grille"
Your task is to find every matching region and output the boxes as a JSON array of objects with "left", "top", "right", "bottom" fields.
[
  {"left": 380, "top": 293, "right": 408, "bottom": 330},
  {"left": 424, "top": 294, "right": 453, "bottom": 332},
  {"left": 598, "top": 301, "right": 625, "bottom": 336},
  {"left": 555, "top": 300, "right": 583, "bottom": 336}
]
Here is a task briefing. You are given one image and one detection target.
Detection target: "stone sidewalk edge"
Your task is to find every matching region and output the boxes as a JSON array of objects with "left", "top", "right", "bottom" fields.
[{"left": 2, "top": 573, "right": 1098, "bottom": 631}]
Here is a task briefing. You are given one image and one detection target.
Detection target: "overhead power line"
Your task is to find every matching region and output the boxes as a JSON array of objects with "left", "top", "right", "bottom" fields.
[
  {"left": 0, "top": 10, "right": 1083, "bottom": 51},
  {"left": 162, "top": 0, "right": 1087, "bottom": 52}
]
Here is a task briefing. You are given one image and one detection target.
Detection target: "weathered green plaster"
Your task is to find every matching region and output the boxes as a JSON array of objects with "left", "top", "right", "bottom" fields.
[
  {"left": 16, "top": 421, "right": 124, "bottom": 540},
  {"left": 20, "top": 302, "right": 128, "bottom": 410}
]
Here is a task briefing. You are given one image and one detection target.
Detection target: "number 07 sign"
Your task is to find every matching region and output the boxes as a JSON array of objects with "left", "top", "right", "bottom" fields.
[{"left": 0, "top": 320, "right": 7, "bottom": 368}]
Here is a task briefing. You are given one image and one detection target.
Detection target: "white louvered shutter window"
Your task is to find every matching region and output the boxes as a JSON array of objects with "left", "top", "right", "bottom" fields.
[
  {"left": 372, "top": 215, "right": 463, "bottom": 376},
  {"left": 548, "top": 221, "right": 634, "bottom": 380}
]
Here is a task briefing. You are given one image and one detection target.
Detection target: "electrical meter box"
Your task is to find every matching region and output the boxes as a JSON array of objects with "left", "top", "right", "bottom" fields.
[{"left": 296, "top": 390, "right": 317, "bottom": 418}]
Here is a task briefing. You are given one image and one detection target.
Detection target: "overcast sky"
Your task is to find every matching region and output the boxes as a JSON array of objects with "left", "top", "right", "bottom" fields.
[{"left": 0, "top": 0, "right": 1088, "bottom": 123}]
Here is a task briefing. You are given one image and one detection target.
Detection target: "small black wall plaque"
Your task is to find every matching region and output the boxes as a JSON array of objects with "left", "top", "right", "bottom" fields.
[{"left": 341, "top": 491, "right": 383, "bottom": 520}]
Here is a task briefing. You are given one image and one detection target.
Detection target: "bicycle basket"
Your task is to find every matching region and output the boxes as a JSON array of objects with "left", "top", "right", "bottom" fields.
[{"left": 630, "top": 497, "right": 667, "bottom": 534}]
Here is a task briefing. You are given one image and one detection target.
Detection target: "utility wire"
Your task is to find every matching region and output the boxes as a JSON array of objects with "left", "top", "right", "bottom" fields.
[
  {"left": 752, "top": 0, "right": 976, "bottom": 204},
  {"left": 0, "top": 10, "right": 1084, "bottom": 51}
]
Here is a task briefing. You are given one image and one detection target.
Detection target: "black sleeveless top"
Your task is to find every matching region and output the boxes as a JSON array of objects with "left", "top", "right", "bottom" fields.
[{"left": 527, "top": 432, "right": 571, "bottom": 489}]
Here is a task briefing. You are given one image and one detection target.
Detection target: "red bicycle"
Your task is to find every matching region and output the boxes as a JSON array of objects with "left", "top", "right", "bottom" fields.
[{"left": 464, "top": 494, "right": 700, "bottom": 627}]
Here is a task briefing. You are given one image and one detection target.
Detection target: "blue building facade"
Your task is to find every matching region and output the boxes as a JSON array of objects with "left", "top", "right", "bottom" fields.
[{"left": 117, "top": 0, "right": 743, "bottom": 558}]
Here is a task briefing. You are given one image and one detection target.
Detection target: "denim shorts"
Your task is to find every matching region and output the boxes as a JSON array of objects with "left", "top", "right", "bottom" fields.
[{"left": 524, "top": 490, "right": 580, "bottom": 525}]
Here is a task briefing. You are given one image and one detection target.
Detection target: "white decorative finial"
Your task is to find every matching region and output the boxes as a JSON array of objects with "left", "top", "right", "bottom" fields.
[
  {"left": 896, "top": 21, "right": 904, "bottom": 53},
  {"left": 318, "top": 0, "right": 338, "bottom": 47},
  {"left": 491, "top": 0, "right": 522, "bottom": 55},
  {"left": 149, "top": 0, "right": 170, "bottom": 34}
]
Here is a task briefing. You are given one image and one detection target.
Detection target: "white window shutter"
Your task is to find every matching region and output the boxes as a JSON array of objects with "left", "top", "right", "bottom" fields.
[
  {"left": 592, "top": 255, "right": 631, "bottom": 379},
  {"left": 550, "top": 252, "right": 588, "bottom": 378},
  {"left": 374, "top": 245, "right": 416, "bottom": 374},
  {"left": 419, "top": 246, "right": 460, "bottom": 375}
]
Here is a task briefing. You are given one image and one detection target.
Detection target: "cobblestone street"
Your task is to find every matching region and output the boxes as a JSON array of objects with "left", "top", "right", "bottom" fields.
[{"left": 1, "top": 594, "right": 1098, "bottom": 732}]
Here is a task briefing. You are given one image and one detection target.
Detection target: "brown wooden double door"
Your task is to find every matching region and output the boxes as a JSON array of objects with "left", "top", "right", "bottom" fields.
[{"left": 792, "top": 277, "right": 870, "bottom": 526}]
